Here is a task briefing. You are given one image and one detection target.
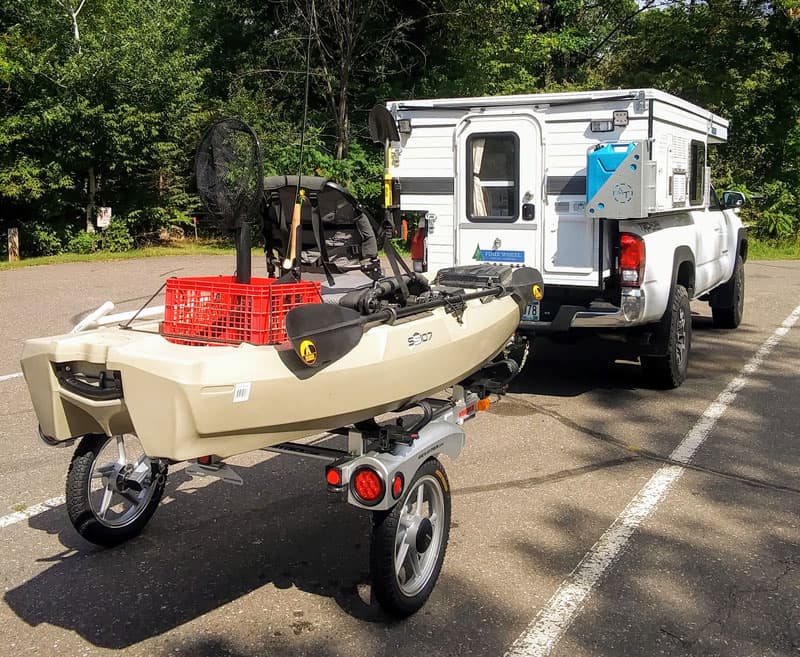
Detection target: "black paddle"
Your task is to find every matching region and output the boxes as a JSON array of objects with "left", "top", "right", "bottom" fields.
[{"left": 284, "top": 303, "right": 370, "bottom": 367}]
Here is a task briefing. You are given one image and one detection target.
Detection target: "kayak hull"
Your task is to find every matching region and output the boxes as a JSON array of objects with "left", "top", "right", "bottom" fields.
[{"left": 21, "top": 295, "right": 520, "bottom": 461}]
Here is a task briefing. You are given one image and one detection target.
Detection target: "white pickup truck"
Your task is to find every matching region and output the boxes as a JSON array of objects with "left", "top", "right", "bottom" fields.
[{"left": 388, "top": 88, "right": 747, "bottom": 387}]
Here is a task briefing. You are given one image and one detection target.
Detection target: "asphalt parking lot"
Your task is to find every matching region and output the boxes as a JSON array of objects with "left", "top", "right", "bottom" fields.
[{"left": 0, "top": 255, "right": 798, "bottom": 657}]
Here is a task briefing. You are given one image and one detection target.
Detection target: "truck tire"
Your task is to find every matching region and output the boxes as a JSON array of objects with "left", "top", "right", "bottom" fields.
[
  {"left": 711, "top": 255, "right": 744, "bottom": 329},
  {"left": 640, "top": 284, "right": 691, "bottom": 389}
]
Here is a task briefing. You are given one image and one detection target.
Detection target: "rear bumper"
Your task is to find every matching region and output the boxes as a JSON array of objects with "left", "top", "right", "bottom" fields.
[{"left": 520, "top": 288, "right": 646, "bottom": 332}]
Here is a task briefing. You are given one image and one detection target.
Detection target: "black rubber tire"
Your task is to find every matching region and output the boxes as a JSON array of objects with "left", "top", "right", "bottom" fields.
[
  {"left": 711, "top": 255, "right": 745, "bottom": 329},
  {"left": 370, "top": 458, "right": 451, "bottom": 617},
  {"left": 66, "top": 434, "right": 167, "bottom": 547},
  {"left": 640, "top": 284, "right": 692, "bottom": 389}
]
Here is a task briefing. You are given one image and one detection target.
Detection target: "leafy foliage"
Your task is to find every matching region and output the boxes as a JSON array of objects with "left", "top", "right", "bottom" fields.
[{"left": 1, "top": 0, "right": 800, "bottom": 252}]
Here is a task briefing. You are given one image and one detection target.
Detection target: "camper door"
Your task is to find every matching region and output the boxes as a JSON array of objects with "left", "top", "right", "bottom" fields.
[{"left": 455, "top": 112, "right": 543, "bottom": 273}]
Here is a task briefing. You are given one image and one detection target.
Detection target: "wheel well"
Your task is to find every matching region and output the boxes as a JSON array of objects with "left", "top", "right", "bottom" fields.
[
  {"left": 739, "top": 239, "right": 748, "bottom": 262},
  {"left": 676, "top": 260, "right": 694, "bottom": 297}
]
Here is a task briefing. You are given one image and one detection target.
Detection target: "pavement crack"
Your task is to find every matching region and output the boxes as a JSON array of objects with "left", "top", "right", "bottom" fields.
[
  {"left": 508, "top": 396, "right": 800, "bottom": 497},
  {"left": 453, "top": 456, "right": 637, "bottom": 496}
]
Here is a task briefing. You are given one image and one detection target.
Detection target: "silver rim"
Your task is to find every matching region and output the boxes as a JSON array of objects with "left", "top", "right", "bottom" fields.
[
  {"left": 675, "top": 306, "right": 688, "bottom": 366},
  {"left": 87, "top": 434, "right": 159, "bottom": 528},
  {"left": 393, "top": 474, "right": 446, "bottom": 597}
]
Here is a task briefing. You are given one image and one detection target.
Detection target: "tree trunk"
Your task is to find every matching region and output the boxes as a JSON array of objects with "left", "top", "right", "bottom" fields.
[
  {"left": 70, "top": 9, "right": 81, "bottom": 51},
  {"left": 86, "top": 166, "right": 96, "bottom": 233},
  {"left": 335, "top": 81, "right": 350, "bottom": 160}
]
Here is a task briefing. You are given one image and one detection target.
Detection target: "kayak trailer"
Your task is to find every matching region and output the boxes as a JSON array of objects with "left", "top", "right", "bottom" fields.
[{"left": 48, "top": 302, "right": 502, "bottom": 618}]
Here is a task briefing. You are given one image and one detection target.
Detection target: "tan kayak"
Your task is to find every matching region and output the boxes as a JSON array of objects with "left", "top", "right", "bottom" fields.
[{"left": 21, "top": 273, "right": 525, "bottom": 461}]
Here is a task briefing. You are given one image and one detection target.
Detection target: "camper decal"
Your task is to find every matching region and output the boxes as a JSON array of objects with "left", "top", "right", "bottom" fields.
[
  {"left": 612, "top": 182, "right": 635, "bottom": 204},
  {"left": 472, "top": 244, "right": 525, "bottom": 263}
]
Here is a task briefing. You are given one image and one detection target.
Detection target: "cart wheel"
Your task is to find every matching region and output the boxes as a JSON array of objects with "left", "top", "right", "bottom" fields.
[
  {"left": 66, "top": 433, "right": 168, "bottom": 547},
  {"left": 370, "top": 458, "right": 451, "bottom": 617}
]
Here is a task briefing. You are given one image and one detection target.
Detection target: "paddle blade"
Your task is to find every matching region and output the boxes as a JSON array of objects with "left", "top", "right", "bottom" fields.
[
  {"left": 368, "top": 105, "right": 400, "bottom": 144},
  {"left": 284, "top": 304, "right": 364, "bottom": 367},
  {"left": 509, "top": 267, "right": 544, "bottom": 304}
]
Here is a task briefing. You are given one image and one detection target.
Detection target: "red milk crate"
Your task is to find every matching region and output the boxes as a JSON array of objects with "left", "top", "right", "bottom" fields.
[{"left": 162, "top": 276, "right": 322, "bottom": 346}]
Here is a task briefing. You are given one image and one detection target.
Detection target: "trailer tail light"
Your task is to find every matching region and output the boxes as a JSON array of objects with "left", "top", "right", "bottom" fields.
[
  {"left": 619, "top": 233, "right": 645, "bottom": 287},
  {"left": 352, "top": 467, "right": 385, "bottom": 505},
  {"left": 410, "top": 218, "right": 428, "bottom": 273}
]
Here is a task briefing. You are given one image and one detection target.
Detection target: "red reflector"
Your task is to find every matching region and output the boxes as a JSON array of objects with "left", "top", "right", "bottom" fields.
[
  {"left": 326, "top": 468, "right": 342, "bottom": 486},
  {"left": 353, "top": 468, "right": 384, "bottom": 503},
  {"left": 198, "top": 455, "right": 212, "bottom": 465},
  {"left": 391, "top": 473, "right": 404, "bottom": 499}
]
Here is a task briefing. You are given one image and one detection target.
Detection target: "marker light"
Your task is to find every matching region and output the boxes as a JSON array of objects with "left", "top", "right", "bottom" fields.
[
  {"left": 326, "top": 467, "right": 342, "bottom": 487},
  {"left": 352, "top": 467, "right": 385, "bottom": 505},
  {"left": 391, "top": 473, "right": 404, "bottom": 499}
]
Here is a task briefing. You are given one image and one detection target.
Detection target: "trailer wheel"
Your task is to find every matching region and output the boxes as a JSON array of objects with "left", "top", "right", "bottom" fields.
[
  {"left": 641, "top": 284, "right": 692, "bottom": 389},
  {"left": 711, "top": 255, "right": 745, "bottom": 329},
  {"left": 66, "top": 433, "right": 167, "bottom": 547},
  {"left": 370, "top": 458, "right": 451, "bottom": 617}
]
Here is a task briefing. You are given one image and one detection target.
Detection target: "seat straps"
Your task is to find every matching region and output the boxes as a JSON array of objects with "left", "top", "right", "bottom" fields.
[{"left": 308, "top": 190, "right": 336, "bottom": 286}]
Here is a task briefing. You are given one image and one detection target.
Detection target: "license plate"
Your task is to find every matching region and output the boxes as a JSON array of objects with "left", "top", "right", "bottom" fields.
[{"left": 522, "top": 301, "right": 540, "bottom": 321}]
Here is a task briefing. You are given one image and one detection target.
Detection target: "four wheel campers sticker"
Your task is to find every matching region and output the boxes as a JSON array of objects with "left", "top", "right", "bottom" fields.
[
  {"left": 472, "top": 244, "right": 525, "bottom": 263},
  {"left": 299, "top": 339, "right": 318, "bottom": 365}
]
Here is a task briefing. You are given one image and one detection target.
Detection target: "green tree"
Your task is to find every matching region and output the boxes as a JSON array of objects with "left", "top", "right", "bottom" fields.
[{"left": 0, "top": 0, "right": 206, "bottom": 251}]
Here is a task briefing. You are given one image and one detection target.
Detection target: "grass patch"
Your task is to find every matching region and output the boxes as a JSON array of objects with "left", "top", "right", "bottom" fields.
[
  {"left": 748, "top": 236, "right": 800, "bottom": 260},
  {"left": 0, "top": 240, "right": 237, "bottom": 270}
]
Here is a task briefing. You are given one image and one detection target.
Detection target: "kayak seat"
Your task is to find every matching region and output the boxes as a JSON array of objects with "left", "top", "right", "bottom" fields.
[
  {"left": 318, "top": 271, "right": 375, "bottom": 307},
  {"left": 262, "top": 175, "right": 383, "bottom": 280}
]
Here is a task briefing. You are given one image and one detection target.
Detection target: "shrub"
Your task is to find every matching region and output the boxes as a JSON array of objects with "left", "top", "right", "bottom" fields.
[
  {"left": 21, "top": 221, "right": 63, "bottom": 256},
  {"left": 101, "top": 219, "right": 134, "bottom": 252},
  {"left": 753, "top": 181, "right": 799, "bottom": 240},
  {"left": 66, "top": 231, "right": 100, "bottom": 254}
]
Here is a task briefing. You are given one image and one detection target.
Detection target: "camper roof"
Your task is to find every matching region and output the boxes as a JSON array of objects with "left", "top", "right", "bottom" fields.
[{"left": 390, "top": 88, "right": 729, "bottom": 144}]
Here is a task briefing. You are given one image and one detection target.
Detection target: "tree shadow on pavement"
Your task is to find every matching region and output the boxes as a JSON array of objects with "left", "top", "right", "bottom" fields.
[{"left": 4, "top": 452, "right": 392, "bottom": 649}]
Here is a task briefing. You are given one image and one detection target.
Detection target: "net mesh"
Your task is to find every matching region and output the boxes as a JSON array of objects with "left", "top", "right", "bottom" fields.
[{"left": 196, "top": 118, "right": 263, "bottom": 231}]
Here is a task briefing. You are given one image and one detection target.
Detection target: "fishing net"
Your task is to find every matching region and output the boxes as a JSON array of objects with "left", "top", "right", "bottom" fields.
[{"left": 195, "top": 118, "right": 263, "bottom": 232}]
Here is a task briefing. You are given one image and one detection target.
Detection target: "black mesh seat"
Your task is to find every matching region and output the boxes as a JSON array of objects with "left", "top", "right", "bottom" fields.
[{"left": 262, "top": 175, "right": 382, "bottom": 280}]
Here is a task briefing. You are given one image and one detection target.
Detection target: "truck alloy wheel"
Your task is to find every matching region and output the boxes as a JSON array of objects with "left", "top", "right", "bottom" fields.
[{"left": 641, "top": 284, "right": 692, "bottom": 389}]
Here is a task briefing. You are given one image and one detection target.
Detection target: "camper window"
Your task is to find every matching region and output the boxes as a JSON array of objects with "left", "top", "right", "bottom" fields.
[
  {"left": 466, "top": 133, "right": 519, "bottom": 222},
  {"left": 689, "top": 140, "right": 706, "bottom": 206}
]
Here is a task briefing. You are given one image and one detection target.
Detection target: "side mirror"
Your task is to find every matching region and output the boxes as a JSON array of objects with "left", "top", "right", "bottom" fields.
[{"left": 721, "top": 190, "right": 746, "bottom": 209}]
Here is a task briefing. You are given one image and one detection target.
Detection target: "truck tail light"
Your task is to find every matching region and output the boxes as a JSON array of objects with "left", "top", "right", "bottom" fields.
[
  {"left": 410, "top": 218, "right": 428, "bottom": 273},
  {"left": 619, "top": 233, "right": 645, "bottom": 287}
]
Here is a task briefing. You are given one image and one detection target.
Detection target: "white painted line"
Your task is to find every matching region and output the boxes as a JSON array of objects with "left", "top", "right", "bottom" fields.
[
  {"left": 0, "top": 372, "right": 22, "bottom": 383},
  {"left": 505, "top": 303, "right": 800, "bottom": 657},
  {"left": 0, "top": 496, "right": 65, "bottom": 529}
]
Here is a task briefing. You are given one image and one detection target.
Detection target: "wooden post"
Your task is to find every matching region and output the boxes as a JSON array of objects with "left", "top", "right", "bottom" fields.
[{"left": 8, "top": 228, "right": 19, "bottom": 262}]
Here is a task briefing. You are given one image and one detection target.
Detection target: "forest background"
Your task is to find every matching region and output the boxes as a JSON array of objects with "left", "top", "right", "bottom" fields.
[{"left": 1, "top": 0, "right": 799, "bottom": 257}]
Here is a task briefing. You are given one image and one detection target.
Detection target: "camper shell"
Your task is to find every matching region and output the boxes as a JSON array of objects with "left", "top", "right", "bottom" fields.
[
  {"left": 390, "top": 88, "right": 728, "bottom": 289},
  {"left": 388, "top": 88, "right": 746, "bottom": 388}
]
